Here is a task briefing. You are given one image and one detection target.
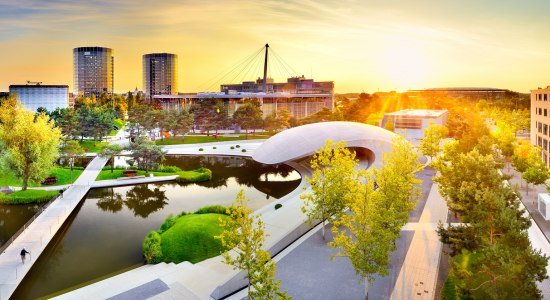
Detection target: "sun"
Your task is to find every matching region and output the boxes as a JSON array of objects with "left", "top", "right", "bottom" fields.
[{"left": 382, "top": 41, "right": 432, "bottom": 91}]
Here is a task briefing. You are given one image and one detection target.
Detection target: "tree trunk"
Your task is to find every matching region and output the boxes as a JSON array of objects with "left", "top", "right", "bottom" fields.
[
  {"left": 526, "top": 183, "right": 529, "bottom": 195},
  {"left": 22, "top": 176, "right": 29, "bottom": 191},
  {"left": 111, "top": 157, "right": 115, "bottom": 173},
  {"left": 321, "top": 219, "right": 326, "bottom": 241},
  {"left": 364, "top": 278, "right": 369, "bottom": 300},
  {"left": 70, "top": 158, "right": 74, "bottom": 173}
]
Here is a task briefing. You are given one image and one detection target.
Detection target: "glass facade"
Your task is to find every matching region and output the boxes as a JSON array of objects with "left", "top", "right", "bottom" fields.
[
  {"left": 9, "top": 85, "right": 69, "bottom": 112},
  {"left": 73, "top": 47, "right": 114, "bottom": 97},
  {"left": 143, "top": 53, "right": 178, "bottom": 97}
]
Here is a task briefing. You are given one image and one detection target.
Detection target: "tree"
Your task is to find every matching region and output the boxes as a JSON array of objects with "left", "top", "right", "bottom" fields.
[
  {"left": 126, "top": 137, "right": 166, "bottom": 173},
  {"left": 99, "top": 144, "right": 124, "bottom": 173},
  {"left": 301, "top": 140, "right": 358, "bottom": 240},
  {"left": 512, "top": 144, "right": 536, "bottom": 187},
  {"left": 58, "top": 108, "right": 80, "bottom": 140},
  {"left": 60, "top": 140, "right": 84, "bottom": 173},
  {"left": 330, "top": 137, "right": 421, "bottom": 299},
  {"left": 264, "top": 108, "right": 291, "bottom": 133},
  {"left": 0, "top": 102, "right": 61, "bottom": 190},
  {"left": 233, "top": 102, "right": 264, "bottom": 138},
  {"left": 166, "top": 109, "right": 194, "bottom": 139},
  {"left": 383, "top": 116, "right": 394, "bottom": 132},
  {"left": 522, "top": 148, "right": 550, "bottom": 195},
  {"left": 78, "top": 106, "right": 116, "bottom": 145},
  {"left": 216, "top": 190, "right": 289, "bottom": 300},
  {"left": 419, "top": 123, "right": 448, "bottom": 161}
]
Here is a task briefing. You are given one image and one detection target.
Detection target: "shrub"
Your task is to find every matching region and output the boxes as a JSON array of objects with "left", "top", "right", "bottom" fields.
[
  {"left": 195, "top": 205, "right": 230, "bottom": 215},
  {"left": 198, "top": 148, "right": 204, "bottom": 151},
  {"left": 442, "top": 275, "right": 458, "bottom": 300},
  {"left": 142, "top": 231, "right": 163, "bottom": 264},
  {"left": 175, "top": 167, "right": 212, "bottom": 183},
  {"left": 230, "top": 146, "right": 235, "bottom": 150},
  {"left": 213, "top": 147, "right": 217, "bottom": 149},
  {"left": 242, "top": 149, "right": 246, "bottom": 153},
  {"left": 0, "top": 190, "right": 59, "bottom": 205},
  {"left": 275, "top": 203, "right": 282, "bottom": 210},
  {"left": 157, "top": 165, "right": 183, "bottom": 173},
  {"left": 235, "top": 145, "right": 240, "bottom": 148},
  {"left": 158, "top": 214, "right": 177, "bottom": 234}
]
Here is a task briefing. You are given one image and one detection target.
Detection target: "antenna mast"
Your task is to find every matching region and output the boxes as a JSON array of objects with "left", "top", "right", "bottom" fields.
[{"left": 263, "top": 43, "right": 269, "bottom": 93}]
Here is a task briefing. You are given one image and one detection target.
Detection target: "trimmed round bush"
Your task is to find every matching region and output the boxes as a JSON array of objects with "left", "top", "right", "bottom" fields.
[
  {"left": 198, "top": 148, "right": 204, "bottom": 151},
  {"left": 213, "top": 147, "right": 217, "bottom": 149},
  {"left": 275, "top": 203, "right": 283, "bottom": 210},
  {"left": 230, "top": 146, "right": 235, "bottom": 150},
  {"left": 235, "top": 145, "right": 241, "bottom": 148},
  {"left": 242, "top": 149, "right": 247, "bottom": 153}
]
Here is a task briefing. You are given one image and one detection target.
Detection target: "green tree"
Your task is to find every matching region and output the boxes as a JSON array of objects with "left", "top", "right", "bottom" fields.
[
  {"left": 58, "top": 108, "right": 80, "bottom": 140},
  {"left": 60, "top": 140, "right": 84, "bottom": 173},
  {"left": 301, "top": 140, "right": 358, "bottom": 240},
  {"left": 99, "top": 144, "right": 124, "bottom": 173},
  {"left": 512, "top": 144, "right": 536, "bottom": 187},
  {"left": 216, "top": 190, "right": 290, "bottom": 300},
  {"left": 420, "top": 123, "right": 448, "bottom": 161},
  {"left": 126, "top": 137, "right": 166, "bottom": 173},
  {"left": 233, "top": 102, "right": 264, "bottom": 138},
  {"left": 330, "top": 137, "right": 421, "bottom": 299},
  {"left": 0, "top": 102, "right": 61, "bottom": 190},
  {"left": 522, "top": 148, "right": 549, "bottom": 195},
  {"left": 166, "top": 109, "right": 194, "bottom": 139}
]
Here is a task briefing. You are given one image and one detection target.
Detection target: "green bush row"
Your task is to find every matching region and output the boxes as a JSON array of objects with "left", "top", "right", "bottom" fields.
[
  {"left": 142, "top": 231, "right": 163, "bottom": 264},
  {"left": 175, "top": 167, "right": 212, "bottom": 183},
  {"left": 0, "top": 190, "right": 59, "bottom": 205}
]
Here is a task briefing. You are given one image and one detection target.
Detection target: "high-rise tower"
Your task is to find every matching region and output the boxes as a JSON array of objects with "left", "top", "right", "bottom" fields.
[
  {"left": 143, "top": 53, "right": 178, "bottom": 98},
  {"left": 73, "top": 47, "right": 114, "bottom": 97}
]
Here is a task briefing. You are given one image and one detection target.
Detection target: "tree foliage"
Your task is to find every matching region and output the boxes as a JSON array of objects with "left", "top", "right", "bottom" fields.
[
  {"left": 420, "top": 123, "right": 448, "bottom": 160},
  {"left": 0, "top": 101, "right": 61, "bottom": 190},
  {"left": 126, "top": 137, "right": 166, "bottom": 173},
  {"left": 216, "top": 190, "right": 290, "bottom": 300},
  {"left": 60, "top": 140, "right": 84, "bottom": 173}
]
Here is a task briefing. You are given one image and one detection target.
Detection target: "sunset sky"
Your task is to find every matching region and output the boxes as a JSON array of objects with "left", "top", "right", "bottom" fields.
[{"left": 1, "top": 0, "right": 550, "bottom": 93}]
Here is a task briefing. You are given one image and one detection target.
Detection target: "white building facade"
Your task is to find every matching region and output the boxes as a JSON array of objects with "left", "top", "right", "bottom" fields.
[
  {"left": 531, "top": 87, "right": 550, "bottom": 166},
  {"left": 380, "top": 109, "right": 448, "bottom": 144},
  {"left": 9, "top": 84, "right": 69, "bottom": 112}
]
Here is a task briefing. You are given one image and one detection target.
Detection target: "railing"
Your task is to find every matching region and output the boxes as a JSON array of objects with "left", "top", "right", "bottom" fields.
[{"left": 0, "top": 196, "right": 57, "bottom": 255}]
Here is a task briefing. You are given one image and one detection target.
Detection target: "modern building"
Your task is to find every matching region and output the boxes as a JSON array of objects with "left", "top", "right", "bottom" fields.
[
  {"left": 406, "top": 87, "right": 510, "bottom": 100},
  {"left": 143, "top": 53, "right": 178, "bottom": 98},
  {"left": 380, "top": 109, "right": 448, "bottom": 143},
  {"left": 73, "top": 46, "right": 114, "bottom": 98},
  {"left": 531, "top": 87, "right": 550, "bottom": 166},
  {"left": 153, "top": 76, "right": 334, "bottom": 119},
  {"left": 9, "top": 83, "right": 69, "bottom": 112}
]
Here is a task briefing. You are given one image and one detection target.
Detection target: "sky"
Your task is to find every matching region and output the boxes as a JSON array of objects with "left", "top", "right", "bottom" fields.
[{"left": 1, "top": 0, "right": 550, "bottom": 93}]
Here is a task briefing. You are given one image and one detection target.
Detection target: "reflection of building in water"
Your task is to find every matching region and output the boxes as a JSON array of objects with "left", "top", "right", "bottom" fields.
[{"left": 199, "top": 155, "right": 246, "bottom": 168}]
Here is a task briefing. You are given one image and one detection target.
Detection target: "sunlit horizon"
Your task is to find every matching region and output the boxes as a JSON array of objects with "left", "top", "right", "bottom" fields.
[{"left": 1, "top": 0, "right": 550, "bottom": 94}]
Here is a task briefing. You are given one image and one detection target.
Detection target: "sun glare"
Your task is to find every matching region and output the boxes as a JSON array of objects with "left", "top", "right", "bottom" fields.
[{"left": 382, "top": 41, "right": 432, "bottom": 91}]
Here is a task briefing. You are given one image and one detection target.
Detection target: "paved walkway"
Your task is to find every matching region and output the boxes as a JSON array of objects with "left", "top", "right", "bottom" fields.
[
  {"left": 0, "top": 156, "right": 108, "bottom": 300},
  {"left": 390, "top": 181, "right": 448, "bottom": 300}
]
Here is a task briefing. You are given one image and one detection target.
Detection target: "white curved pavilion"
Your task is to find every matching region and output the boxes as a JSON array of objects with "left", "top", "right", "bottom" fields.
[{"left": 252, "top": 121, "right": 399, "bottom": 169}]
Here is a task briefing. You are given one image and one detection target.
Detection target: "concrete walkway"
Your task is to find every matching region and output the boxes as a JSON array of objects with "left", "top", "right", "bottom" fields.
[
  {"left": 390, "top": 181, "right": 448, "bottom": 300},
  {"left": 0, "top": 156, "right": 108, "bottom": 300}
]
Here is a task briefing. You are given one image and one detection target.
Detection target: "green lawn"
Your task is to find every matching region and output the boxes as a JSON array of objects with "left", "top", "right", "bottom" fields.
[
  {"left": 0, "top": 166, "right": 83, "bottom": 187},
  {"left": 155, "top": 134, "right": 271, "bottom": 145},
  {"left": 96, "top": 167, "right": 211, "bottom": 182},
  {"left": 159, "top": 213, "right": 229, "bottom": 263},
  {"left": 0, "top": 189, "right": 60, "bottom": 205},
  {"left": 78, "top": 140, "right": 109, "bottom": 153},
  {"left": 108, "top": 119, "right": 125, "bottom": 136}
]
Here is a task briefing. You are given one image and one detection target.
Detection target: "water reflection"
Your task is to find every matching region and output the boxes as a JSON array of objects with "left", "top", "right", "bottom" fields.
[{"left": 0, "top": 203, "right": 43, "bottom": 247}]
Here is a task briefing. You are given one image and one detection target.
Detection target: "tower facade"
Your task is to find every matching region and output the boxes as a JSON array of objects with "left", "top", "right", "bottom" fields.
[
  {"left": 73, "top": 47, "right": 114, "bottom": 97},
  {"left": 143, "top": 53, "right": 178, "bottom": 98}
]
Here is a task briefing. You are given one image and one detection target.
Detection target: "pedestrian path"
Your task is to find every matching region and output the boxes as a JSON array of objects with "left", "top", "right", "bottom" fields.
[
  {"left": 0, "top": 156, "right": 108, "bottom": 300},
  {"left": 390, "top": 181, "right": 448, "bottom": 300}
]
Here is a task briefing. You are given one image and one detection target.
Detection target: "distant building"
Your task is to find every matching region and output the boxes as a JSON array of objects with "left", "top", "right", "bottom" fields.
[
  {"left": 73, "top": 46, "right": 114, "bottom": 98},
  {"left": 407, "top": 87, "right": 510, "bottom": 100},
  {"left": 154, "top": 76, "right": 334, "bottom": 119},
  {"left": 380, "top": 109, "right": 448, "bottom": 143},
  {"left": 531, "top": 87, "right": 550, "bottom": 166},
  {"left": 143, "top": 53, "right": 178, "bottom": 98},
  {"left": 9, "top": 83, "right": 69, "bottom": 112}
]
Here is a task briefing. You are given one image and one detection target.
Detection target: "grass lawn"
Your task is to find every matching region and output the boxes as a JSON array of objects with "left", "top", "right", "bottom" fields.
[
  {"left": 96, "top": 167, "right": 211, "bottom": 182},
  {"left": 155, "top": 134, "right": 272, "bottom": 146},
  {"left": 78, "top": 140, "right": 109, "bottom": 153},
  {"left": 108, "top": 119, "right": 125, "bottom": 136},
  {"left": 0, "top": 166, "right": 84, "bottom": 187},
  {"left": 0, "top": 189, "right": 60, "bottom": 204},
  {"left": 159, "top": 213, "right": 229, "bottom": 263}
]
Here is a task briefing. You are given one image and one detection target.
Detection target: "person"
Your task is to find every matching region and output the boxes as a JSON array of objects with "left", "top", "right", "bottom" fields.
[
  {"left": 20, "top": 248, "right": 30, "bottom": 264},
  {"left": 59, "top": 189, "right": 64, "bottom": 198}
]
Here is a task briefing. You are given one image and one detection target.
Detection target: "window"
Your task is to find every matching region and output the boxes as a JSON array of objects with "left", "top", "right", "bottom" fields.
[
  {"left": 545, "top": 124, "right": 548, "bottom": 136},
  {"left": 394, "top": 116, "right": 422, "bottom": 129},
  {"left": 545, "top": 109, "right": 547, "bottom": 117},
  {"left": 539, "top": 136, "right": 543, "bottom": 146},
  {"left": 545, "top": 94, "right": 548, "bottom": 101}
]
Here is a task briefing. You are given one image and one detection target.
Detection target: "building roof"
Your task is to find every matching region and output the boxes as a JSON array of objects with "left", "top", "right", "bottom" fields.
[
  {"left": 9, "top": 85, "right": 69, "bottom": 89},
  {"left": 384, "top": 109, "right": 448, "bottom": 118},
  {"left": 153, "top": 92, "right": 332, "bottom": 99},
  {"left": 252, "top": 121, "right": 400, "bottom": 169}
]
